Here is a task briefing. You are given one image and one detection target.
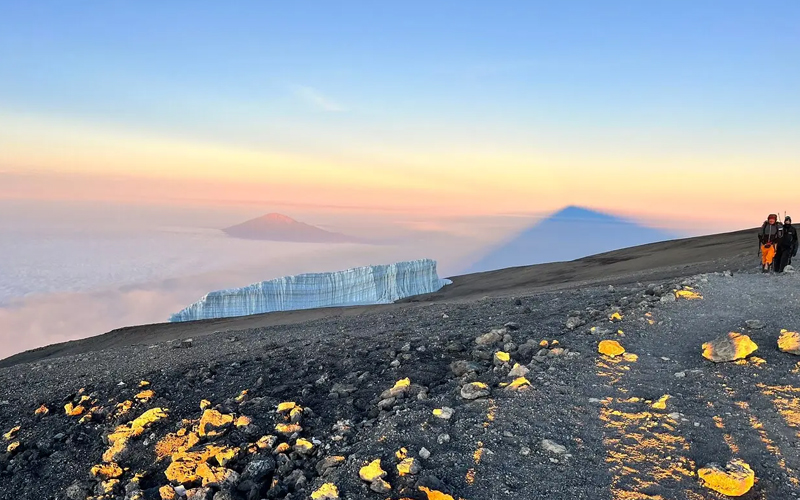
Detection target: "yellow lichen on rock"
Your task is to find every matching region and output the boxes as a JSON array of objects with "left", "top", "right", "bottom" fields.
[
  {"left": 359, "top": 459, "right": 386, "bottom": 482},
  {"left": 234, "top": 416, "right": 252, "bottom": 428},
  {"left": 91, "top": 462, "right": 123, "bottom": 479},
  {"left": 3, "top": 426, "right": 20, "bottom": 441},
  {"left": 395, "top": 447, "right": 408, "bottom": 460},
  {"left": 702, "top": 332, "right": 758, "bottom": 362},
  {"left": 274, "top": 442, "right": 290, "bottom": 454},
  {"left": 165, "top": 444, "right": 238, "bottom": 484},
  {"left": 199, "top": 399, "right": 212, "bottom": 410},
  {"left": 99, "top": 479, "right": 119, "bottom": 494},
  {"left": 7, "top": 441, "right": 20, "bottom": 453},
  {"left": 289, "top": 406, "right": 303, "bottom": 423},
  {"left": 275, "top": 423, "right": 302, "bottom": 436},
  {"left": 539, "top": 340, "right": 549, "bottom": 348},
  {"left": 138, "top": 380, "right": 150, "bottom": 387},
  {"left": 651, "top": 395, "right": 671, "bottom": 410},
  {"left": 135, "top": 390, "right": 155, "bottom": 403},
  {"left": 310, "top": 483, "right": 339, "bottom": 499},
  {"left": 676, "top": 289, "right": 703, "bottom": 300},
  {"left": 392, "top": 378, "right": 411, "bottom": 391},
  {"left": 698, "top": 459, "right": 754, "bottom": 496},
  {"left": 112, "top": 400, "right": 133, "bottom": 419},
  {"left": 622, "top": 353, "right": 639, "bottom": 362},
  {"left": 34, "top": 405, "right": 49, "bottom": 416},
  {"left": 294, "top": 438, "right": 314, "bottom": 453},
  {"left": 234, "top": 389, "right": 249, "bottom": 403},
  {"left": 159, "top": 485, "right": 176, "bottom": 500},
  {"left": 255, "top": 435, "right": 276, "bottom": 451},
  {"left": 494, "top": 351, "right": 510, "bottom": 363},
  {"left": 103, "top": 407, "right": 168, "bottom": 462},
  {"left": 397, "top": 457, "right": 420, "bottom": 476},
  {"left": 277, "top": 401, "right": 297, "bottom": 412},
  {"left": 64, "top": 402, "right": 85, "bottom": 416},
  {"left": 506, "top": 377, "right": 531, "bottom": 390},
  {"left": 598, "top": 340, "right": 625, "bottom": 357},
  {"left": 778, "top": 329, "right": 800, "bottom": 355},
  {"left": 609, "top": 311, "right": 623, "bottom": 321},
  {"left": 154, "top": 431, "right": 200, "bottom": 460},
  {"left": 418, "top": 486, "right": 455, "bottom": 500},
  {"left": 197, "top": 462, "right": 236, "bottom": 487},
  {"left": 198, "top": 409, "right": 234, "bottom": 438}
]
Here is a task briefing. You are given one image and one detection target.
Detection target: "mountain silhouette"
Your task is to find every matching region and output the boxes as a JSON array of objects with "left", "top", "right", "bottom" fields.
[
  {"left": 222, "top": 213, "right": 360, "bottom": 243},
  {"left": 466, "top": 206, "right": 674, "bottom": 272}
]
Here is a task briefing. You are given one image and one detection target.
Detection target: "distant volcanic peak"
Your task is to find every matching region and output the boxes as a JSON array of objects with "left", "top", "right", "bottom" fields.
[
  {"left": 222, "top": 213, "right": 359, "bottom": 243},
  {"left": 260, "top": 213, "right": 298, "bottom": 224}
]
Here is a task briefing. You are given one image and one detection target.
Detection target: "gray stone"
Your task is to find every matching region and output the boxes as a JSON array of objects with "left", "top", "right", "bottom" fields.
[
  {"left": 508, "top": 363, "right": 530, "bottom": 378},
  {"left": 66, "top": 483, "right": 88, "bottom": 500},
  {"left": 419, "top": 447, "right": 431, "bottom": 459},
  {"left": 433, "top": 406, "right": 454, "bottom": 420},
  {"left": 475, "top": 329, "right": 504, "bottom": 346},
  {"left": 370, "top": 478, "right": 392, "bottom": 493},
  {"left": 241, "top": 457, "right": 276, "bottom": 482},
  {"left": 745, "top": 319, "right": 765, "bottom": 330},
  {"left": 660, "top": 294, "right": 676, "bottom": 303},
  {"left": 565, "top": 317, "right": 584, "bottom": 330},
  {"left": 460, "top": 382, "right": 490, "bottom": 400},
  {"left": 541, "top": 439, "right": 568, "bottom": 455},
  {"left": 450, "top": 360, "right": 483, "bottom": 377},
  {"left": 377, "top": 397, "right": 396, "bottom": 410}
]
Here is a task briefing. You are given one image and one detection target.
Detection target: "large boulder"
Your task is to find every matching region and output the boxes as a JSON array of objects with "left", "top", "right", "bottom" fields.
[{"left": 702, "top": 332, "right": 758, "bottom": 362}]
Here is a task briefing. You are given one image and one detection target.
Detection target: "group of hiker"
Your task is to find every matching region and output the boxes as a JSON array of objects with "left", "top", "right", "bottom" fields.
[{"left": 759, "top": 214, "right": 798, "bottom": 273}]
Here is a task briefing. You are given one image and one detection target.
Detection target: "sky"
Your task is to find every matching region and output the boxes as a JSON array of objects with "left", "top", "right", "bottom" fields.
[{"left": 1, "top": 1, "right": 799, "bottom": 227}]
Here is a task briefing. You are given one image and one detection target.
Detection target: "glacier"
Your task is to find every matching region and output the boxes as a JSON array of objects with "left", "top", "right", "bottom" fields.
[{"left": 169, "top": 258, "right": 451, "bottom": 322}]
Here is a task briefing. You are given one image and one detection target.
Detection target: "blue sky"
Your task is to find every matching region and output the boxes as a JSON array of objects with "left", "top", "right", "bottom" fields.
[{"left": 1, "top": 1, "right": 798, "bottom": 224}]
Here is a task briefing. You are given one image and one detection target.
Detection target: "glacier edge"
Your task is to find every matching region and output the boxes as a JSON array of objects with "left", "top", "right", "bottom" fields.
[{"left": 169, "top": 258, "right": 451, "bottom": 322}]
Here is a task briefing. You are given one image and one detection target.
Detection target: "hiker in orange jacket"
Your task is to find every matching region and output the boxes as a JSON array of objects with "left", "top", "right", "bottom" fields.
[{"left": 758, "top": 214, "right": 783, "bottom": 272}]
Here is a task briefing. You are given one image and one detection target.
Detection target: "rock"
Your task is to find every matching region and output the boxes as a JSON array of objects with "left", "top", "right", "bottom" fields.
[
  {"left": 674, "top": 371, "right": 687, "bottom": 378},
  {"left": 241, "top": 457, "right": 276, "bottom": 483},
  {"left": 702, "top": 332, "right": 758, "bottom": 362},
  {"left": 310, "top": 483, "right": 339, "bottom": 499},
  {"left": 660, "top": 294, "right": 676, "bottom": 303},
  {"left": 460, "top": 382, "right": 490, "bottom": 400},
  {"left": 745, "top": 319, "right": 765, "bottom": 330},
  {"left": 397, "top": 457, "right": 422, "bottom": 476},
  {"left": 316, "top": 456, "right": 346, "bottom": 475},
  {"left": 493, "top": 351, "right": 511, "bottom": 365},
  {"left": 475, "top": 329, "right": 504, "bottom": 346},
  {"left": 186, "top": 488, "right": 213, "bottom": 500},
  {"left": 785, "top": 265, "right": 795, "bottom": 273},
  {"left": 181, "top": 339, "right": 193, "bottom": 348},
  {"left": 419, "top": 447, "right": 431, "bottom": 459},
  {"left": 437, "top": 434, "right": 450, "bottom": 444},
  {"left": 548, "top": 347, "right": 565, "bottom": 357},
  {"left": 504, "top": 322, "right": 520, "bottom": 331},
  {"left": 508, "top": 363, "right": 530, "bottom": 378},
  {"left": 520, "top": 446, "right": 531, "bottom": 456},
  {"left": 450, "top": 360, "right": 483, "bottom": 376},
  {"left": 370, "top": 478, "right": 392, "bottom": 493},
  {"left": 390, "top": 359, "right": 401, "bottom": 368},
  {"left": 698, "top": 459, "right": 754, "bottom": 496},
  {"left": 541, "top": 439, "right": 567, "bottom": 455},
  {"left": 565, "top": 317, "right": 584, "bottom": 330},
  {"left": 598, "top": 340, "right": 625, "bottom": 357},
  {"left": 778, "top": 329, "right": 800, "bottom": 355},
  {"left": 432, "top": 407, "right": 454, "bottom": 420},
  {"left": 66, "top": 483, "right": 88, "bottom": 500},
  {"left": 213, "top": 491, "right": 234, "bottom": 500},
  {"left": 377, "top": 398, "right": 396, "bottom": 411}
]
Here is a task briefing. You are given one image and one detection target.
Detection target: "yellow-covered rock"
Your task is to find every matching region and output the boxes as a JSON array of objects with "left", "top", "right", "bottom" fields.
[
  {"left": 277, "top": 401, "right": 296, "bottom": 412},
  {"left": 505, "top": 377, "right": 531, "bottom": 391},
  {"left": 3, "top": 426, "right": 20, "bottom": 441},
  {"left": 702, "top": 332, "right": 758, "bottom": 362},
  {"left": 64, "top": 402, "right": 85, "bottom": 416},
  {"left": 198, "top": 409, "right": 233, "bottom": 438},
  {"left": 34, "top": 405, "right": 49, "bottom": 416},
  {"left": 651, "top": 395, "right": 670, "bottom": 410},
  {"left": 275, "top": 423, "right": 302, "bottom": 436},
  {"left": 104, "top": 407, "right": 168, "bottom": 462},
  {"left": 159, "top": 485, "right": 176, "bottom": 500},
  {"left": 419, "top": 486, "right": 455, "bottom": 500},
  {"left": 91, "top": 462, "right": 123, "bottom": 479},
  {"left": 155, "top": 430, "right": 200, "bottom": 460},
  {"left": 676, "top": 289, "right": 703, "bottom": 300},
  {"left": 698, "top": 459, "right": 754, "bottom": 496},
  {"left": 598, "top": 340, "right": 625, "bottom": 357},
  {"left": 397, "top": 457, "right": 421, "bottom": 476},
  {"left": 134, "top": 390, "right": 155, "bottom": 403},
  {"left": 311, "top": 483, "right": 339, "bottom": 499},
  {"left": 778, "top": 329, "right": 800, "bottom": 355},
  {"left": 294, "top": 438, "right": 314, "bottom": 454},
  {"left": 493, "top": 351, "right": 510, "bottom": 364},
  {"left": 359, "top": 459, "right": 386, "bottom": 482}
]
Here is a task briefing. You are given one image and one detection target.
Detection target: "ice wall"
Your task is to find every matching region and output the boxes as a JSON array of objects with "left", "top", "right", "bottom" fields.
[{"left": 169, "top": 258, "right": 451, "bottom": 322}]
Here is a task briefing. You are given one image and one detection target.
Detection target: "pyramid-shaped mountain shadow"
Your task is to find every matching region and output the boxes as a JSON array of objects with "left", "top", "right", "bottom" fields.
[{"left": 466, "top": 206, "right": 675, "bottom": 273}]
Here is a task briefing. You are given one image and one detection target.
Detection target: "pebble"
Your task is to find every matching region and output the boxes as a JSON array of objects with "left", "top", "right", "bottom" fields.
[
  {"left": 181, "top": 339, "right": 193, "bottom": 348},
  {"left": 437, "top": 434, "right": 451, "bottom": 444},
  {"left": 674, "top": 371, "right": 686, "bottom": 378},
  {"left": 541, "top": 439, "right": 568, "bottom": 455},
  {"left": 520, "top": 446, "right": 531, "bottom": 456},
  {"left": 745, "top": 320, "right": 765, "bottom": 330},
  {"left": 419, "top": 447, "right": 431, "bottom": 459}
]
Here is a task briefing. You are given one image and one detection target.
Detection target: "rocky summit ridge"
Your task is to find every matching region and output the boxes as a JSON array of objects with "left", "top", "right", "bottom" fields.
[{"left": 1, "top": 260, "right": 800, "bottom": 499}]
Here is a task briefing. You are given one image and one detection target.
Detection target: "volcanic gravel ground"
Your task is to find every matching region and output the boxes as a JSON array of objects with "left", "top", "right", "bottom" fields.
[{"left": 1, "top": 269, "right": 799, "bottom": 500}]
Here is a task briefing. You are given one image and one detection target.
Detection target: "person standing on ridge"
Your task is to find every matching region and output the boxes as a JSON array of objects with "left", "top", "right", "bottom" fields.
[
  {"left": 775, "top": 216, "right": 798, "bottom": 273},
  {"left": 758, "top": 214, "right": 783, "bottom": 272}
]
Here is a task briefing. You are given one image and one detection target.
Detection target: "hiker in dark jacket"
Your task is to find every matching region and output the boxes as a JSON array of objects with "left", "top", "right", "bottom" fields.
[
  {"left": 775, "top": 216, "right": 798, "bottom": 273},
  {"left": 758, "top": 214, "right": 783, "bottom": 272}
]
